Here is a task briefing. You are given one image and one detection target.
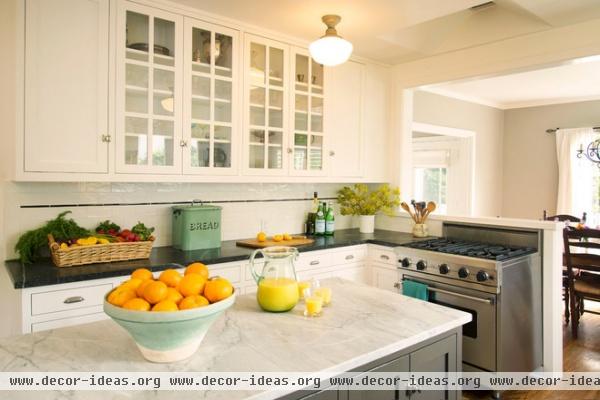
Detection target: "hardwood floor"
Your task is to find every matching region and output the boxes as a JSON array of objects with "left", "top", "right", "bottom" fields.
[{"left": 463, "top": 301, "right": 600, "bottom": 400}]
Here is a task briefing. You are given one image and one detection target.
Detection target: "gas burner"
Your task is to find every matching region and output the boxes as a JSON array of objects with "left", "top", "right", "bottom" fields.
[{"left": 403, "top": 238, "right": 536, "bottom": 261}]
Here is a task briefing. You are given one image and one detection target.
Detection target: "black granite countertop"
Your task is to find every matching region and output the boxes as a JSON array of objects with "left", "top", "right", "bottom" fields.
[{"left": 5, "top": 229, "right": 428, "bottom": 289}]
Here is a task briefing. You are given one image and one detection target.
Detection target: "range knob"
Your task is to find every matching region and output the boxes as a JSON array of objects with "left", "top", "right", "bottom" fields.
[
  {"left": 458, "top": 267, "right": 470, "bottom": 279},
  {"left": 401, "top": 258, "right": 411, "bottom": 268},
  {"left": 438, "top": 264, "right": 450, "bottom": 274},
  {"left": 416, "top": 260, "right": 427, "bottom": 270},
  {"left": 476, "top": 271, "right": 490, "bottom": 282}
]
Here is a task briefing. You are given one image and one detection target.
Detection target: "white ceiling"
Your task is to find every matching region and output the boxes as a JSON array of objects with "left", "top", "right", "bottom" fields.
[
  {"left": 171, "top": 0, "right": 600, "bottom": 64},
  {"left": 420, "top": 56, "right": 600, "bottom": 109}
]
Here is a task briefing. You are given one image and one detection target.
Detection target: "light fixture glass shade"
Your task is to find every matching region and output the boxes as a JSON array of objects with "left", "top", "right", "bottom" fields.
[{"left": 309, "top": 36, "right": 353, "bottom": 67}]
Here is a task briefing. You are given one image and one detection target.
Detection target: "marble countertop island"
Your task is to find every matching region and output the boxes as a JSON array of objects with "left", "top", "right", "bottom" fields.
[{"left": 0, "top": 279, "right": 471, "bottom": 400}]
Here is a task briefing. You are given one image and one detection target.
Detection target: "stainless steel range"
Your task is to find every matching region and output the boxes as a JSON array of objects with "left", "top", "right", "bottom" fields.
[{"left": 394, "top": 222, "right": 543, "bottom": 373}]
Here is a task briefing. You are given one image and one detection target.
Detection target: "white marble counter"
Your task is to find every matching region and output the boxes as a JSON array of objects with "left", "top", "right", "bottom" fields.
[{"left": 0, "top": 278, "right": 470, "bottom": 400}]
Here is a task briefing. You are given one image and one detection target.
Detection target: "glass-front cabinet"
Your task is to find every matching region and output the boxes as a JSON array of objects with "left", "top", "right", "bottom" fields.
[
  {"left": 291, "top": 48, "right": 325, "bottom": 175},
  {"left": 244, "top": 35, "right": 288, "bottom": 174},
  {"left": 116, "top": 2, "right": 183, "bottom": 173},
  {"left": 182, "top": 19, "right": 238, "bottom": 174}
]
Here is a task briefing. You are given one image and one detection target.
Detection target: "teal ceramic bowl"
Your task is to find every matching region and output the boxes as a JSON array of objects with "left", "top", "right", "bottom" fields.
[{"left": 104, "top": 291, "right": 235, "bottom": 363}]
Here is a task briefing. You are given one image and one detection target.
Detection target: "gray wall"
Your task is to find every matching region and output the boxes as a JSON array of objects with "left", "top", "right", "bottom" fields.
[
  {"left": 502, "top": 100, "right": 600, "bottom": 219},
  {"left": 413, "top": 90, "right": 505, "bottom": 217}
]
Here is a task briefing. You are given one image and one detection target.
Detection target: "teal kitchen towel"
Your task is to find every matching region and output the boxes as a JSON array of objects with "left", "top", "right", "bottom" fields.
[{"left": 402, "top": 280, "right": 429, "bottom": 301}]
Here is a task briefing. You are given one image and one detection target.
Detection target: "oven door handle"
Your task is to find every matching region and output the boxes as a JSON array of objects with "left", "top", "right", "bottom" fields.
[{"left": 427, "top": 286, "right": 495, "bottom": 305}]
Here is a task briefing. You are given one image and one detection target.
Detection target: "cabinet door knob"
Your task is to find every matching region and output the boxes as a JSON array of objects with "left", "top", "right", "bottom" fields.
[
  {"left": 101, "top": 134, "right": 111, "bottom": 143},
  {"left": 287, "top": 148, "right": 293, "bottom": 154},
  {"left": 64, "top": 296, "right": 84, "bottom": 304},
  {"left": 329, "top": 150, "right": 335, "bottom": 156},
  {"left": 180, "top": 140, "right": 188, "bottom": 147},
  {"left": 393, "top": 282, "right": 401, "bottom": 289}
]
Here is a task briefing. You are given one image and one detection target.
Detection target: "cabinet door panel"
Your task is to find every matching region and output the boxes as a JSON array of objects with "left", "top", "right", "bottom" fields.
[
  {"left": 24, "top": 0, "right": 109, "bottom": 173},
  {"left": 325, "top": 60, "right": 364, "bottom": 178},
  {"left": 348, "top": 355, "right": 409, "bottom": 400},
  {"left": 372, "top": 265, "right": 400, "bottom": 293},
  {"left": 410, "top": 336, "right": 457, "bottom": 400}
]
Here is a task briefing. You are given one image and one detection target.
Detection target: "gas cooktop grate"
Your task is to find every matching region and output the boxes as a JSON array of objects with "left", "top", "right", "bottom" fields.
[{"left": 402, "top": 239, "right": 536, "bottom": 261}]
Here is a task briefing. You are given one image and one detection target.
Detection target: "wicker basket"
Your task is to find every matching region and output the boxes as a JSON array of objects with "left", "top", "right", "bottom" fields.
[{"left": 48, "top": 234, "right": 154, "bottom": 268}]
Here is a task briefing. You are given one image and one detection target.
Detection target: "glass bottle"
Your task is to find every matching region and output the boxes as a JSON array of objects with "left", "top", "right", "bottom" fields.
[
  {"left": 325, "top": 201, "right": 335, "bottom": 236},
  {"left": 315, "top": 203, "right": 325, "bottom": 236}
]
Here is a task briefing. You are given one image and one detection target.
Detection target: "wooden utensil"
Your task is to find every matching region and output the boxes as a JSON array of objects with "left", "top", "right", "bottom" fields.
[
  {"left": 421, "top": 201, "right": 437, "bottom": 222},
  {"left": 401, "top": 202, "right": 417, "bottom": 223}
]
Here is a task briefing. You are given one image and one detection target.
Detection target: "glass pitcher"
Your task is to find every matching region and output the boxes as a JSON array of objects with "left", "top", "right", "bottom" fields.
[{"left": 249, "top": 246, "right": 299, "bottom": 312}]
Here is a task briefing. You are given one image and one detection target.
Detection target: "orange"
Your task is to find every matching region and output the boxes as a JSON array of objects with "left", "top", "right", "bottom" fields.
[
  {"left": 178, "top": 273, "right": 206, "bottom": 297},
  {"left": 158, "top": 269, "right": 183, "bottom": 288},
  {"left": 122, "top": 297, "right": 151, "bottom": 311},
  {"left": 131, "top": 268, "right": 153, "bottom": 281},
  {"left": 107, "top": 287, "right": 136, "bottom": 307},
  {"left": 165, "top": 287, "right": 183, "bottom": 304},
  {"left": 204, "top": 277, "right": 234, "bottom": 303},
  {"left": 185, "top": 262, "right": 209, "bottom": 279},
  {"left": 283, "top": 233, "right": 292, "bottom": 241},
  {"left": 179, "top": 295, "right": 209, "bottom": 310},
  {"left": 143, "top": 281, "right": 168, "bottom": 304},
  {"left": 120, "top": 278, "right": 143, "bottom": 291},
  {"left": 151, "top": 300, "right": 179, "bottom": 312},
  {"left": 256, "top": 232, "right": 267, "bottom": 242},
  {"left": 272, "top": 234, "right": 283, "bottom": 242},
  {"left": 136, "top": 279, "right": 154, "bottom": 298}
]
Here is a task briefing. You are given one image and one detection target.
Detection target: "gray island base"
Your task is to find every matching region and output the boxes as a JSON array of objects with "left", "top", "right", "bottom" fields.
[{"left": 0, "top": 279, "right": 471, "bottom": 400}]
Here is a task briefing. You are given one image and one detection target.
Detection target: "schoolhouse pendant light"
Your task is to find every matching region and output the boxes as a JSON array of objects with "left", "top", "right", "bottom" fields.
[{"left": 309, "top": 15, "right": 353, "bottom": 67}]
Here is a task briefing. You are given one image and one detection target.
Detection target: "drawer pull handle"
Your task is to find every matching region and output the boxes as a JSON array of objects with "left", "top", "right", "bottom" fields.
[
  {"left": 309, "top": 260, "right": 320, "bottom": 266},
  {"left": 345, "top": 255, "right": 354, "bottom": 260},
  {"left": 64, "top": 296, "right": 84, "bottom": 304},
  {"left": 380, "top": 254, "right": 390, "bottom": 260}
]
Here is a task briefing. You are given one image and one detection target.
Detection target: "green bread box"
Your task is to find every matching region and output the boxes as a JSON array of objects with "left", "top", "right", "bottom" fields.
[{"left": 172, "top": 202, "right": 222, "bottom": 250}]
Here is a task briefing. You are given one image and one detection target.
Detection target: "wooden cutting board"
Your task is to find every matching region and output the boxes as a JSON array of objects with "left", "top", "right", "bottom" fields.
[{"left": 236, "top": 236, "right": 314, "bottom": 249}]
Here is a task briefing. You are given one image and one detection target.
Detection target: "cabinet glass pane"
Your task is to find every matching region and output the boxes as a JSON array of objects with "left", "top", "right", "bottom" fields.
[
  {"left": 192, "top": 75, "right": 210, "bottom": 98},
  {"left": 250, "top": 129, "right": 265, "bottom": 144},
  {"left": 294, "top": 148, "right": 307, "bottom": 170},
  {"left": 295, "top": 94, "right": 308, "bottom": 131},
  {"left": 269, "top": 131, "right": 282, "bottom": 145},
  {"left": 311, "top": 115, "right": 323, "bottom": 133},
  {"left": 192, "top": 98, "right": 210, "bottom": 121},
  {"left": 125, "top": 117, "right": 148, "bottom": 165},
  {"left": 191, "top": 140, "right": 209, "bottom": 167},
  {"left": 311, "top": 60, "right": 324, "bottom": 94},
  {"left": 268, "top": 146, "right": 282, "bottom": 169},
  {"left": 126, "top": 87, "right": 147, "bottom": 114},
  {"left": 152, "top": 120, "right": 174, "bottom": 166},
  {"left": 250, "top": 86, "right": 265, "bottom": 126},
  {"left": 269, "top": 47, "right": 283, "bottom": 87},
  {"left": 215, "top": 125, "right": 231, "bottom": 141},
  {"left": 295, "top": 133, "right": 307, "bottom": 147},
  {"left": 154, "top": 18, "right": 174, "bottom": 66},
  {"left": 154, "top": 69, "right": 174, "bottom": 92},
  {"left": 295, "top": 54, "right": 309, "bottom": 91},
  {"left": 126, "top": 12, "right": 149, "bottom": 62},
  {"left": 310, "top": 147, "right": 323, "bottom": 170},
  {"left": 215, "top": 33, "right": 233, "bottom": 78},
  {"left": 250, "top": 43, "right": 266, "bottom": 86},
  {"left": 191, "top": 28, "right": 211, "bottom": 73},
  {"left": 249, "top": 144, "right": 264, "bottom": 168},
  {"left": 126, "top": 64, "right": 148, "bottom": 88},
  {"left": 191, "top": 123, "right": 210, "bottom": 140},
  {"left": 214, "top": 143, "right": 231, "bottom": 168},
  {"left": 154, "top": 92, "right": 174, "bottom": 116},
  {"left": 215, "top": 80, "right": 232, "bottom": 123},
  {"left": 269, "top": 89, "right": 283, "bottom": 128}
]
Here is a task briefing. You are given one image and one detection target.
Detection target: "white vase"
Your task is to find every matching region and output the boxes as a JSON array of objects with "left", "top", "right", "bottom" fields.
[{"left": 359, "top": 215, "right": 375, "bottom": 233}]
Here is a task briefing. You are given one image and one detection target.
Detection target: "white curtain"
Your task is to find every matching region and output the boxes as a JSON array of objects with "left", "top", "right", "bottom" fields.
[{"left": 556, "top": 127, "right": 597, "bottom": 219}]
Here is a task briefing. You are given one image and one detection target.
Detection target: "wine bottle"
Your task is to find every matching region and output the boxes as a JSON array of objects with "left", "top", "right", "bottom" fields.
[{"left": 315, "top": 203, "right": 325, "bottom": 236}]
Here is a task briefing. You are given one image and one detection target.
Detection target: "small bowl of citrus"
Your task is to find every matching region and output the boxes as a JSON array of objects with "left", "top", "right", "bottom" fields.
[{"left": 104, "top": 263, "right": 235, "bottom": 363}]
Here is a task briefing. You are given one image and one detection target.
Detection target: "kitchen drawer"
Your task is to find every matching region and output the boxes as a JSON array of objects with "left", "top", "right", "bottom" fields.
[
  {"left": 31, "top": 283, "right": 112, "bottom": 316},
  {"left": 369, "top": 247, "right": 396, "bottom": 265},
  {"left": 296, "top": 252, "right": 333, "bottom": 271},
  {"left": 331, "top": 246, "right": 367, "bottom": 266},
  {"left": 31, "top": 312, "right": 107, "bottom": 333},
  {"left": 211, "top": 265, "right": 242, "bottom": 284}
]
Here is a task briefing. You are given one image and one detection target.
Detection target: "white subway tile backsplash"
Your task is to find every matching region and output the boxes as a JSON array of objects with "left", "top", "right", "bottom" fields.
[{"left": 2, "top": 182, "right": 356, "bottom": 260}]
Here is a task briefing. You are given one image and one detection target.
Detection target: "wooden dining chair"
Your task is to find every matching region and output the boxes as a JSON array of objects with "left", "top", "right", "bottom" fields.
[
  {"left": 563, "top": 227, "right": 600, "bottom": 338},
  {"left": 545, "top": 210, "right": 587, "bottom": 323}
]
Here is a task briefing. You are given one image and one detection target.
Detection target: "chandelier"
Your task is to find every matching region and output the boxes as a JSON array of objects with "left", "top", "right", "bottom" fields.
[{"left": 576, "top": 139, "right": 600, "bottom": 165}]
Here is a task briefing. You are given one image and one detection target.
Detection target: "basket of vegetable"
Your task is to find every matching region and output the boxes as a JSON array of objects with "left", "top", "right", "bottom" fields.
[{"left": 15, "top": 212, "right": 155, "bottom": 267}]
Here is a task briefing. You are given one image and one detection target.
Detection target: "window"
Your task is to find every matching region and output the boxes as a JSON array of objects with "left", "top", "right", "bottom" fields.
[{"left": 414, "top": 167, "right": 448, "bottom": 214}]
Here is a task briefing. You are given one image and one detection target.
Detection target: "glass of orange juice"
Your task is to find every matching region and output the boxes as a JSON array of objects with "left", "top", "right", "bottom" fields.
[
  {"left": 298, "top": 280, "right": 311, "bottom": 300},
  {"left": 314, "top": 287, "right": 332, "bottom": 306},
  {"left": 303, "top": 288, "right": 323, "bottom": 317}
]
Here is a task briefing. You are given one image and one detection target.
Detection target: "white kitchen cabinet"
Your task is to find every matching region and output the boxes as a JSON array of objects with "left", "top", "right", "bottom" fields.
[
  {"left": 243, "top": 34, "right": 290, "bottom": 175},
  {"left": 23, "top": 0, "right": 110, "bottom": 174},
  {"left": 325, "top": 60, "right": 365, "bottom": 178},
  {"left": 182, "top": 18, "right": 239, "bottom": 175},
  {"left": 371, "top": 263, "right": 400, "bottom": 293},
  {"left": 289, "top": 47, "right": 326, "bottom": 176},
  {"left": 115, "top": 1, "right": 183, "bottom": 174}
]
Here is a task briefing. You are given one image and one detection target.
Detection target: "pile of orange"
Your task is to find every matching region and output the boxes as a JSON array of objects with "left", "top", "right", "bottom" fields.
[{"left": 107, "top": 262, "right": 234, "bottom": 312}]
